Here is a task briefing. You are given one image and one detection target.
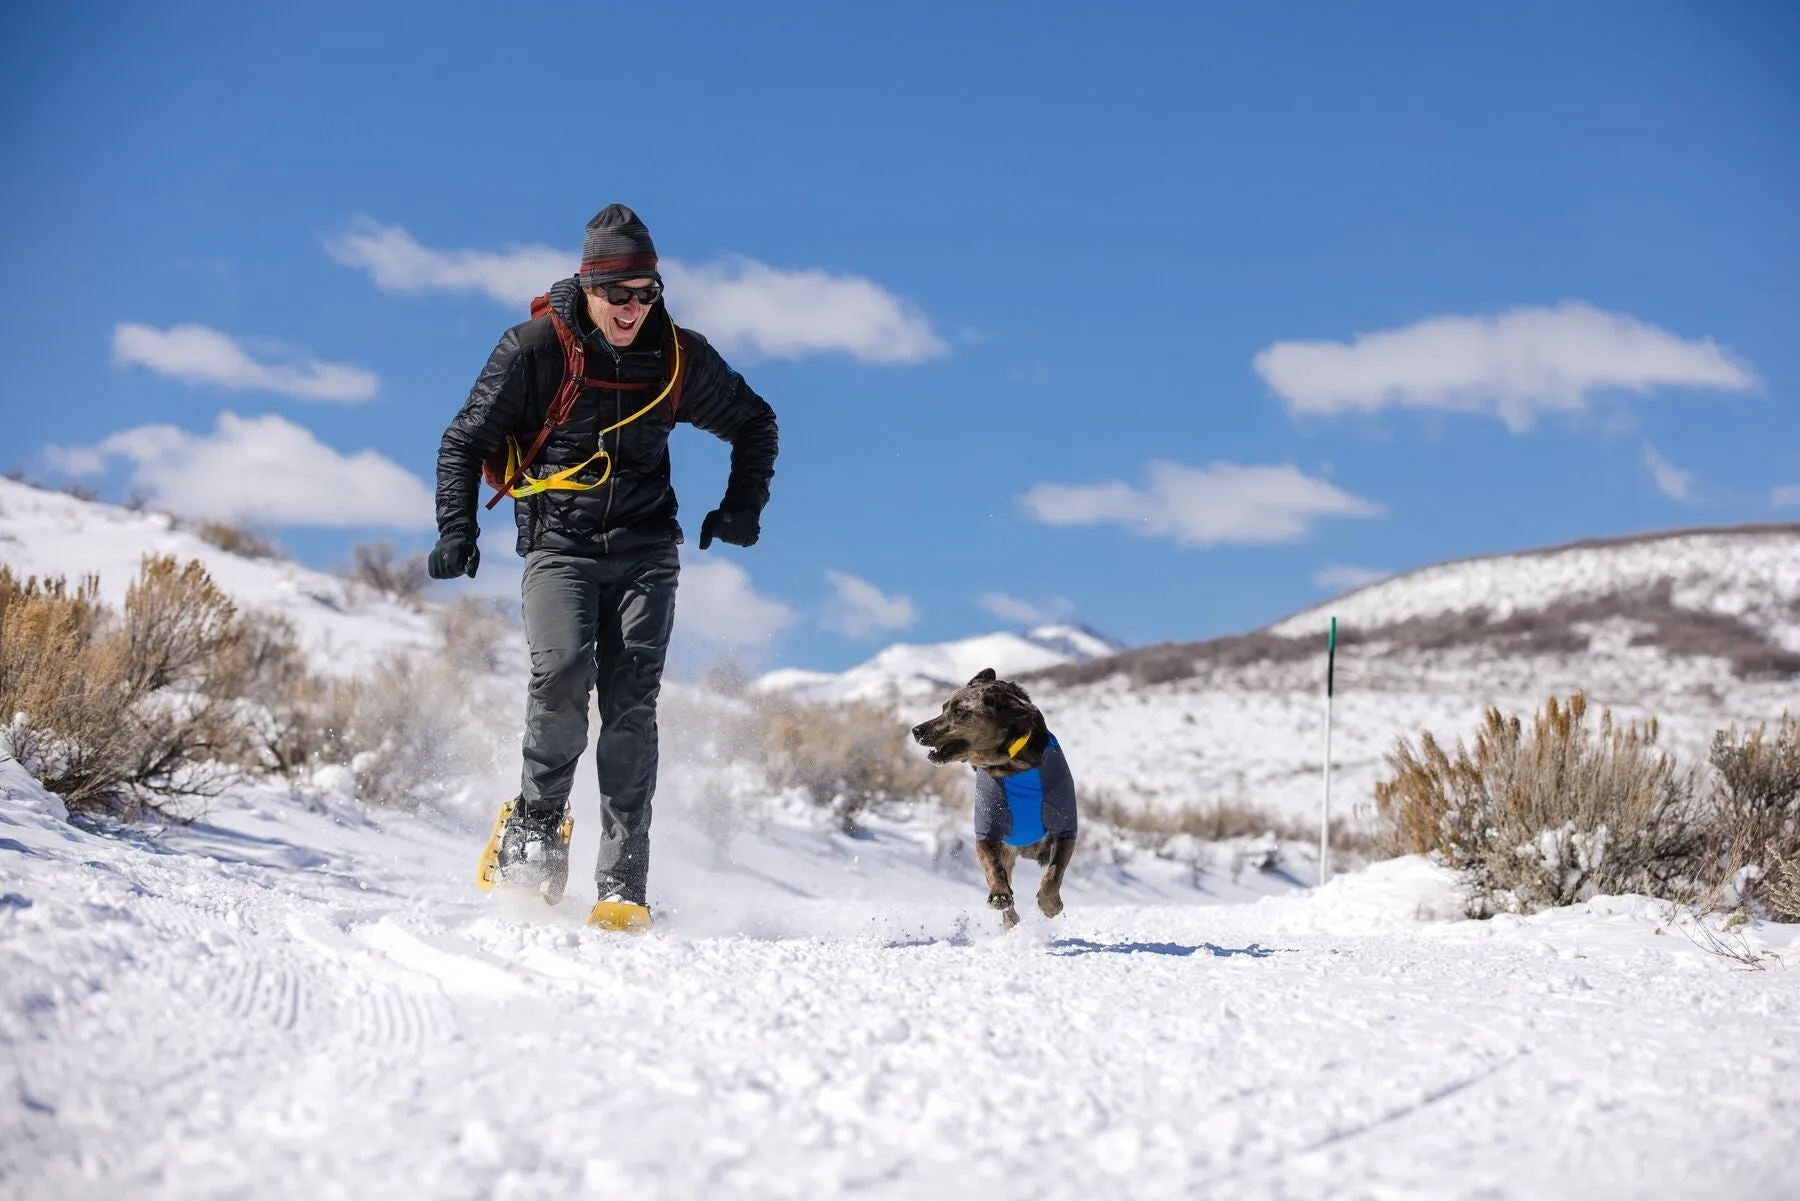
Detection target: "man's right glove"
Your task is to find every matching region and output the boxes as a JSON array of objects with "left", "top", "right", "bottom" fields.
[
  {"left": 427, "top": 533, "right": 480, "bottom": 580},
  {"left": 698, "top": 507, "right": 760, "bottom": 550}
]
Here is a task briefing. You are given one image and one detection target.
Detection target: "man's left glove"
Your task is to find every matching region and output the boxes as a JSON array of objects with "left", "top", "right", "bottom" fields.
[
  {"left": 427, "top": 533, "right": 481, "bottom": 579},
  {"left": 698, "top": 506, "right": 760, "bottom": 550}
]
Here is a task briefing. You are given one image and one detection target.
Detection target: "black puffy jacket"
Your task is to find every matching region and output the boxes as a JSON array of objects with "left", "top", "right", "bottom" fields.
[{"left": 436, "top": 276, "right": 778, "bottom": 557}]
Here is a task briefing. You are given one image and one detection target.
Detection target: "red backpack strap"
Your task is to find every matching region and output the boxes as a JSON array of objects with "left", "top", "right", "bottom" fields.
[{"left": 483, "top": 294, "right": 586, "bottom": 509}]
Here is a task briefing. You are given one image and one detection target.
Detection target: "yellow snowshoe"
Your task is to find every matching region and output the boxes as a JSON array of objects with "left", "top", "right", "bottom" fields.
[
  {"left": 476, "top": 799, "right": 574, "bottom": 905},
  {"left": 586, "top": 899, "right": 652, "bottom": 934}
]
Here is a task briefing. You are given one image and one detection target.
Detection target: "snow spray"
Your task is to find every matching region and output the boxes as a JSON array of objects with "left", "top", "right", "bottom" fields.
[{"left": 1319, "top": 615, "right": 1337, "bottom": 886}]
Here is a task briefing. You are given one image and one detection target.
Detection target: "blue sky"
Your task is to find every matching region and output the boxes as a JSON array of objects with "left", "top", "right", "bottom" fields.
[{"left": 2, "top": 1, "right": 1796, "bottom": 673}]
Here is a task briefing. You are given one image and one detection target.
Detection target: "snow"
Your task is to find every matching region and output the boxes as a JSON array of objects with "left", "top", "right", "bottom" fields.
[
  {"left": 754, "top": 623, "right": 1124, "bottom": 705},
  {"left": 5, "top": 481, "right": 1800, "bottom": 1197},
  {"left": 0, "top": 478, "right": 434, "bottom": 674},
  {"left": 5, "top": 761, "right": 1798, "bottom": 1199}
]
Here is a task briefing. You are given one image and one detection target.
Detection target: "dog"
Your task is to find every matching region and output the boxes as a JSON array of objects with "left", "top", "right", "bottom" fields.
[{"left": 911, "top": 668, "right": 1078, "bottom": 930}]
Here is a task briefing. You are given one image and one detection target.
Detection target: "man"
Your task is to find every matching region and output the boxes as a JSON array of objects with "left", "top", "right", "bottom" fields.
[{"left": 430, "top": 204, "right": 778, "bottom": 930}]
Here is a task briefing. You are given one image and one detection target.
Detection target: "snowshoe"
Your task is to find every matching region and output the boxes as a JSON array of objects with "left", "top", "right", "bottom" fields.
[
  {"left": 476, "top": 799, "right": 574, "bottom": 905},
  {"left": 586, "top": 894, "right": 652, "bottom": 934}
]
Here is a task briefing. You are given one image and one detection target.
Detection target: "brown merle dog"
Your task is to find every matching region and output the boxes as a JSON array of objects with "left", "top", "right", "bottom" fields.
[{"left": 912, "top": 669, "right": 1078, "bottom": 930}]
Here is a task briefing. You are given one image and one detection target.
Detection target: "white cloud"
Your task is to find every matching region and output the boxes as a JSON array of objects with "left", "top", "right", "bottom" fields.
[
  {"left": 1772, "top": 484, "right": 1800, "bottom": 509},
  {"left": 1022, "top": 461, "right": 1382, "bottom": 547},
  {"left": 662, "top": 258, "right": 945, "bottom": 364},
  {"left": 675, "top": 552, "right": 796, "bottom": 649},
  {"left": 1641, "top": 442, "right": 1694, "bottom": 502},
  {"left": 112, "top": 323, "right": 379, "bottom": 403},
  {"left": 1254, "top": 302, "right": 1757, "bottom": 432},
  {"left": 48, "top": 412, "right": 434, "bottom": 529},
  {"left": 326, "top": 218, "right": 945, "bottom": 364},
  {"left": 1313, "top": 564, "right": 1389, "bottom": 591},
  {"left": 977, "top": 592, "right": 1073, "bottom": 625},
  {"left": 325, "top": 218, "right": 570, "bottom": 307},
  {"left": 823, "top": 570, "right": 917, "bottom": 638}
]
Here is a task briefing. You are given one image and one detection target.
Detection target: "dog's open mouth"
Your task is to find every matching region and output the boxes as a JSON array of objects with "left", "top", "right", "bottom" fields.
[{"left": 925, "top": 738, "right": 968, "bottom": 764}]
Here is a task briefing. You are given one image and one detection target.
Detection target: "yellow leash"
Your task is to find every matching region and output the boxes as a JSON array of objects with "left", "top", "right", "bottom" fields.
[{"left": 502, "top": 330, "right": 682, "bottom": 499}]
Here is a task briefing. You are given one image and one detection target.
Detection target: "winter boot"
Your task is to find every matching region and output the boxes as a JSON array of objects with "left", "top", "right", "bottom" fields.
[{"left": 476, "top": 799, "right": 574, "bottom": 905}]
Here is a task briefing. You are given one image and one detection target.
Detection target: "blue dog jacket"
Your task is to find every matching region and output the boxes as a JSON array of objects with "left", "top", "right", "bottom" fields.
[{"left": 972, "top": 734, "right": 1077, "bottom": 847}]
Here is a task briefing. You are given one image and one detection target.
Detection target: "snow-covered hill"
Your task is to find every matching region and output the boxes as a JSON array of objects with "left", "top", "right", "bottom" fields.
[
  {"left": 754, "top": 623, "right": 1124, "bottom": 705},
  {"left": 765, "top": 525, "right": 1799, "bottom": 826},
  {"left": 0, "top": 477, "right": 433, "bottom": 674},
  {"left": 1272, "top": 524, "right": 1800, "bottom": 652}
]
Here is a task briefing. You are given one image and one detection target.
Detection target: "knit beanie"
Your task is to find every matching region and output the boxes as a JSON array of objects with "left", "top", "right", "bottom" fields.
[{"left": 578, "top": 204, "right": 660, "bottom": 287}]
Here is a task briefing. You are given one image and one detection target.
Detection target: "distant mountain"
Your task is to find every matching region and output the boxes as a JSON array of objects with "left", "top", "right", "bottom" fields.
[{"left": 753, "top": 623, "right": 1125, "bottom": 705}]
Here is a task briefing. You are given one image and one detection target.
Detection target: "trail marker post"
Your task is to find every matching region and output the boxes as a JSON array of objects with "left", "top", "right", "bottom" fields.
[{"left": 1319, "top": 616, "right": 1337, "bottom": 887}]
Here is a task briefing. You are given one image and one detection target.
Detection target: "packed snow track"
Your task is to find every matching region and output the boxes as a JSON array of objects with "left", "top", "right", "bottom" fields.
[{"left": 3, "top": 762, "right": 1797, "bottom": 1200}]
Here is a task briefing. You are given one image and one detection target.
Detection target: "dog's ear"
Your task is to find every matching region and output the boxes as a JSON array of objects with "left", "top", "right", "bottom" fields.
[{"left": 967, "top": 667, "right": 998, "bottom": 686}]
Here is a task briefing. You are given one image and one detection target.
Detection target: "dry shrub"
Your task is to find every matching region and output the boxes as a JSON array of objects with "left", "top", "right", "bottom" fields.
[
  {"left": 346, "top": 540, "right": 427, "bottom": 604},
  {"left": 437, "top": 596, "right": 510, "bottom": 676},
  {"left": 755, "top": 699, "right": 949, "bottom": 831},
  {"left": 196, "top": 521, "right": 281, "bottom": 560},
  {"left": 1765, "top": 856, "right": 1800, "bottom": 922},
  {"left": 1706, "top": 717, "right": 1800, "bottom": 914},
  {"left": 0, "top": 569, "right": 139, "bottom": 810},
  {"left": 224, "top": 610, "right": 496, "bottom": 809},
  {"left": 310, "top": 656, "right": 482, "bottom": 810},
  {"left": 1373, "top": 693, "right": 1704, "bottom": 915},
  {"left": 1088, "top": 791, "right": 1314, "bottom": 844},
  {"left": 0, "top": 557, "right": 250, "bottom": 815},
  {"left": 1082, "top": 788, "right": 1376, "bottom": 876}
]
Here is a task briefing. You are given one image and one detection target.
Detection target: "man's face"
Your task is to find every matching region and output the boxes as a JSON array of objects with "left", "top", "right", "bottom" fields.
[{"left": 584, "top": 278, "right": 660, "bottom": 347}]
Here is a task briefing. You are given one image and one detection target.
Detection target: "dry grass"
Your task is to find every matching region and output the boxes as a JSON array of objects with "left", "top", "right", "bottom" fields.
[
  {"left": 1765, "top": 856, "right": 1800, "bottom": 922},
  {"left": 345, "top": 541, "right": 428, "bottom": 605},
  {"left": 195, "top": 521, "right": 282, "bottom": 560},
  {"left": 1080, "top": 788, "right": 1377, "bottom": 877},
  {"left": 226, "top": 606, "right": 504, "bottom": 810},
  {"left": 1373, "top": 694, "right": 1705, "bottom": 915},
  {"left": 752, "top": 699, "right": 951, "bottom": 831}
]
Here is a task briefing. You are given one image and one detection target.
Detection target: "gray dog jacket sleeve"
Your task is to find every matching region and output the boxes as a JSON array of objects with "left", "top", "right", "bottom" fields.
[{"left": 972, "top": 735, "right": 1078, "bottom": 847}]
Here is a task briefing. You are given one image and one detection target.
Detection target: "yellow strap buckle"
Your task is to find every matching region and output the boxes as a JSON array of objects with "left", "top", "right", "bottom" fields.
[{"left": 508, "top": 328, "right": 682, "bottom": 500}]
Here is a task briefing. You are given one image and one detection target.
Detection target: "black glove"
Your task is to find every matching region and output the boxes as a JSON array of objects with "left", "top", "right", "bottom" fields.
[
  {"left": 698, "top": 507, "right": 760, "bottom": 550},
  {"left": 427, "top": 534, "right": 480, "bottom": 580}
]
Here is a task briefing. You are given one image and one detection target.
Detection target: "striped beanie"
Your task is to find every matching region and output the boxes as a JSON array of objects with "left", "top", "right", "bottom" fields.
[{"left": 578, "top": 204, "right": 660, "bottom": 287}]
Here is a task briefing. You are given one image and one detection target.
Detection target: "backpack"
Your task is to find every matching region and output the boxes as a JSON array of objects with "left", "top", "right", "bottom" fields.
[{"left": 481, "top": 293, "right": 687, "bottom": 510}]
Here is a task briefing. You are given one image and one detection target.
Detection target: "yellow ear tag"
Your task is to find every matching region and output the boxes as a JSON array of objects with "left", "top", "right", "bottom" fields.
[{"left": 1008, "top": 734, "right": 1030, "bottom": 758}]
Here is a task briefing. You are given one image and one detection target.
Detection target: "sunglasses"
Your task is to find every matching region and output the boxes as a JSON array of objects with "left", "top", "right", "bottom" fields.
[{"left": 593, "top": 281, "right": 663, "bottom": 306}]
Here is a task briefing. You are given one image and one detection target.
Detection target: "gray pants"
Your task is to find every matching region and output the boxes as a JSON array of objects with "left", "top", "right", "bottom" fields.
[{"left": 519, "top": 543, "right": 679, "bottom": 904}]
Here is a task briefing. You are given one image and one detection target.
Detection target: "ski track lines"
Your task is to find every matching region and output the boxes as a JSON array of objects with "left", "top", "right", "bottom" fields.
[{"left": 4, "top": 800, "right": 1800, "bottom": 1199}]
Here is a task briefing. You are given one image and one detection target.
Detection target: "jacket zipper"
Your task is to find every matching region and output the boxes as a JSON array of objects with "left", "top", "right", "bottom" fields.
[{"left": 597, "top": 336, "right": 622, "bottom": 554}]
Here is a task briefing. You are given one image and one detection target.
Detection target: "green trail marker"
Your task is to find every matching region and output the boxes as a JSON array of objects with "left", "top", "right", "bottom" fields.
[{"left": 1319, "top": 615, "right": 1337, "bottom": 886}]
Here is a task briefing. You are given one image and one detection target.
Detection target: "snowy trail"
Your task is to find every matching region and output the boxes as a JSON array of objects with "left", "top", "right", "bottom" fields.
[{"left": 4, "top": 762, "right": 1799, "bottom": 1200}]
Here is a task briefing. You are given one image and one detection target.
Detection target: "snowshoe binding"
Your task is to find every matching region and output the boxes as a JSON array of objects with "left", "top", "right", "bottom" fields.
[{"left": 476, "top": 799, "right": 574, "bottom": 905}]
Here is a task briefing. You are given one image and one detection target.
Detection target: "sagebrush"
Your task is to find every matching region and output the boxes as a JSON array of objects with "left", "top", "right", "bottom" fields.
[
  {"left": 751, "top": 699, "right": 952, "bottom": 831},
  {"left": 0, "top": 558, "right": 250, "bottom": 815},
  {"left": 2, "top": 557, "right": 510, "bottom": 815},
  {"left": 1374, "top": 694, "right": 1800, "bottom": 919},
  {"left": 1706, "top": 716, "right": 1800, "bottom": 916},
  {"left": 1373, "top": 694, "right": 1705, "bottom": 915}
]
